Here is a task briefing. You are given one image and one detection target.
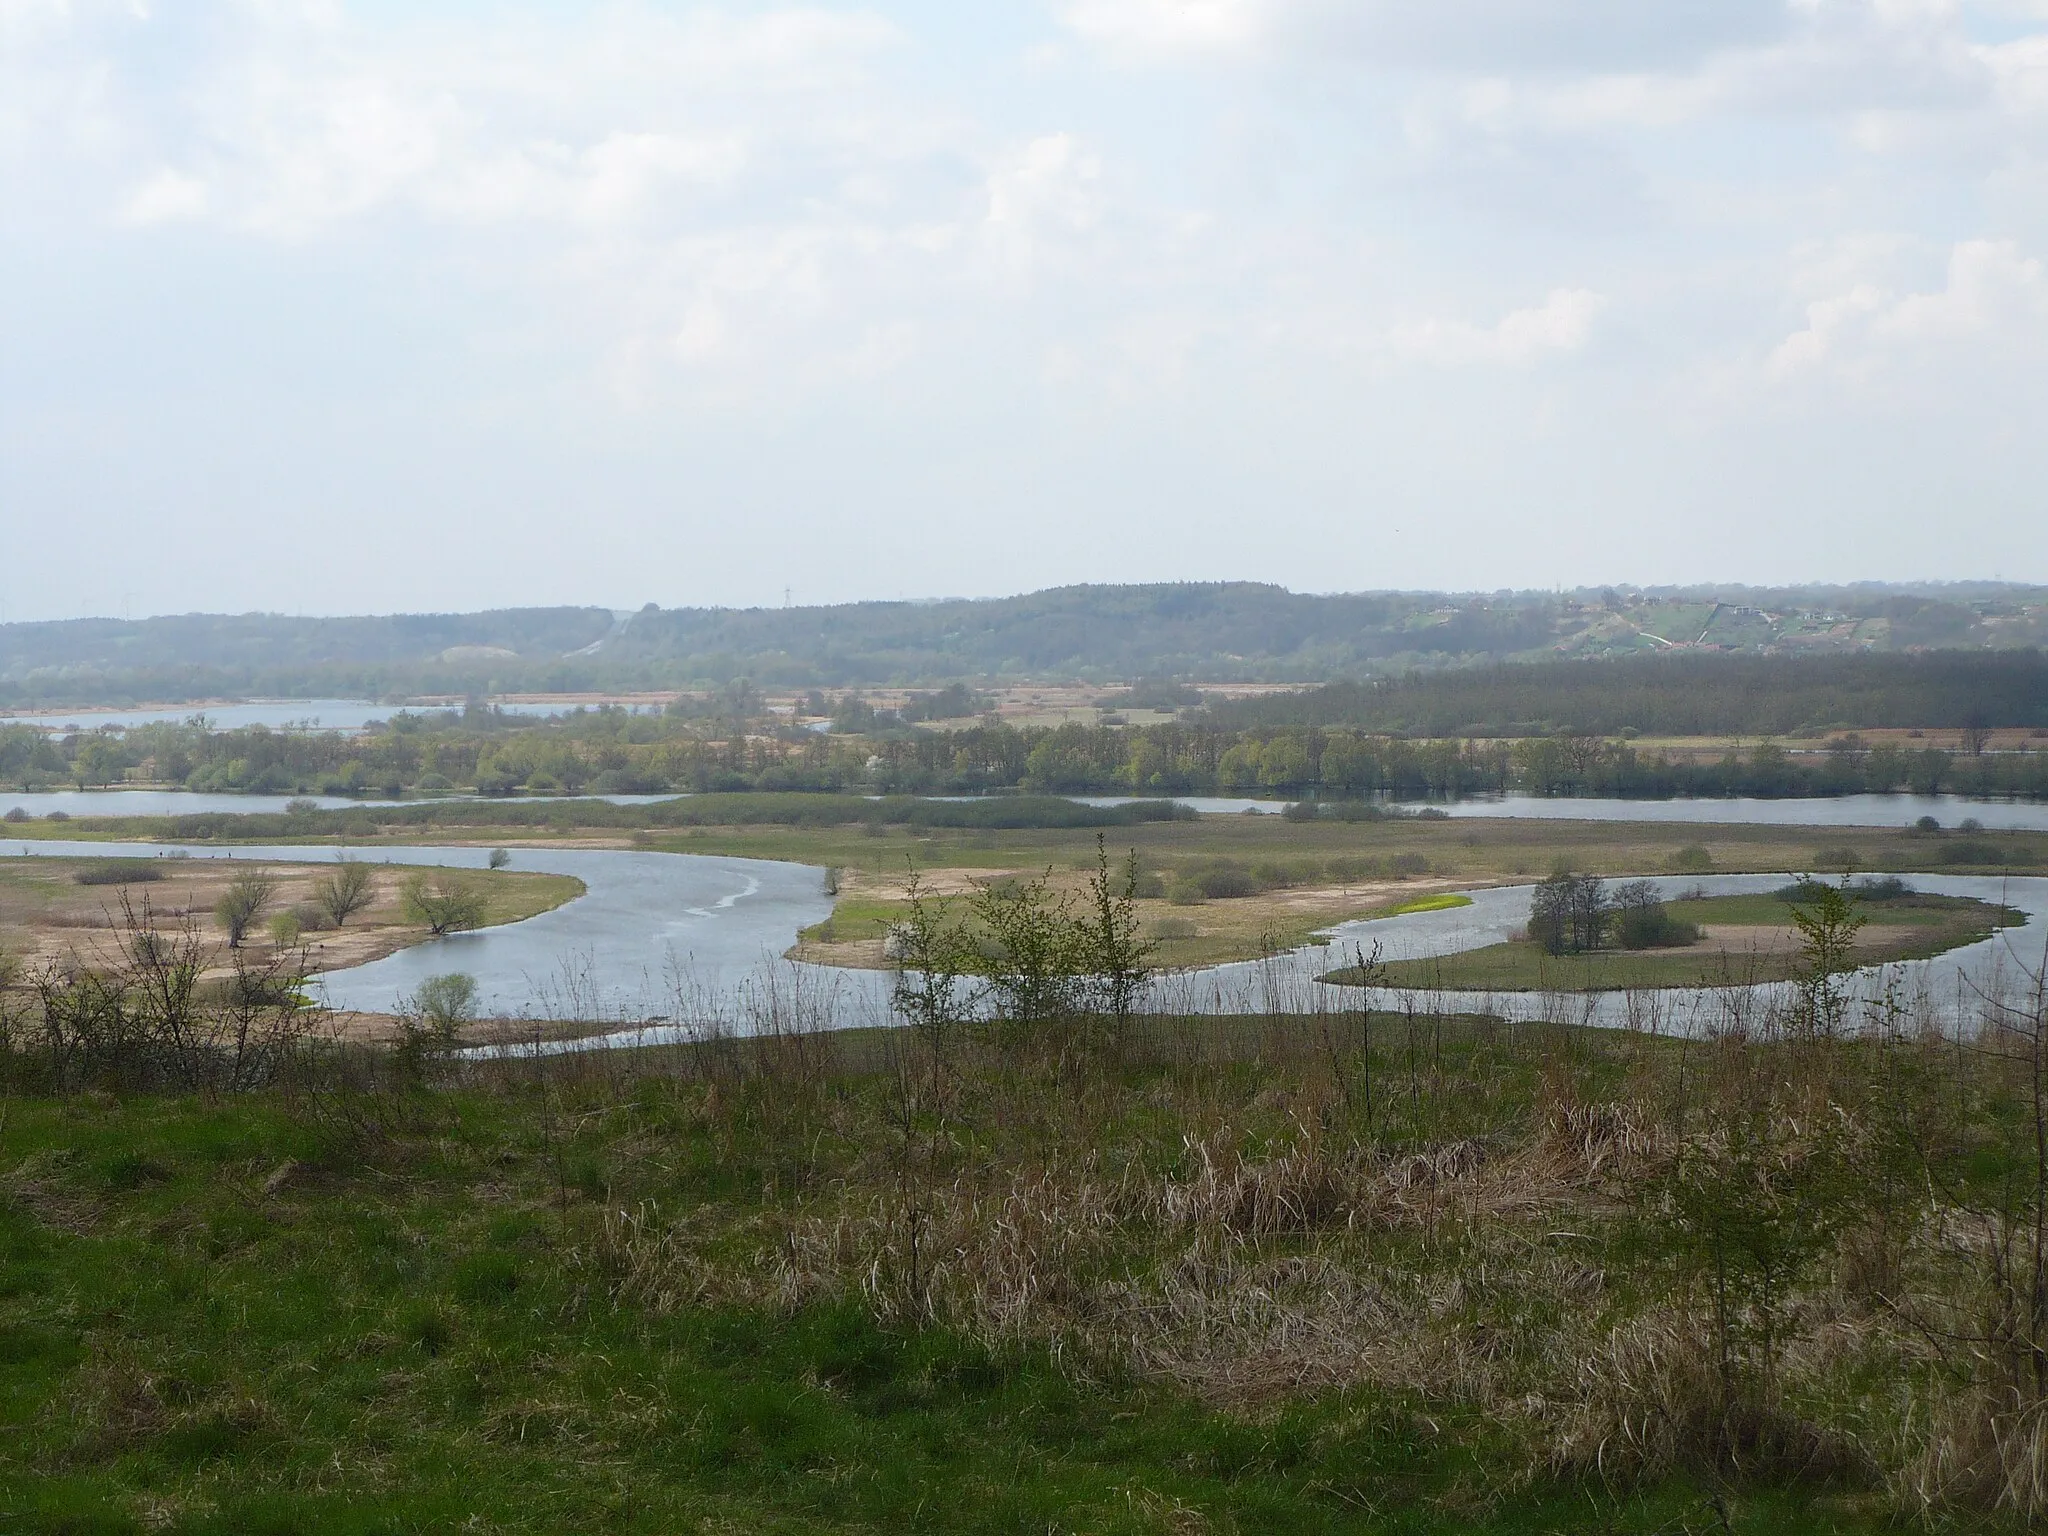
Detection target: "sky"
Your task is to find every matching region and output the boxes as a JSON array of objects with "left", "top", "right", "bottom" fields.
[{"left": 3, "top": 0, "right": 2047, "bottom": 622}]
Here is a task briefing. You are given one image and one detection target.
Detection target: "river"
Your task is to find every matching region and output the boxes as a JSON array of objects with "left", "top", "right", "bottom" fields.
[{"left": 5, "top": 843, "right": 2039, "bottom": 1042}]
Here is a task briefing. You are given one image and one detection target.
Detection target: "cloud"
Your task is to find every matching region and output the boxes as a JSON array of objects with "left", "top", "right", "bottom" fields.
[
  {"left": 1390, "top": 288, "right": 1606, "bottom": 365},
  {"left": 119, "top": 167, "right": 207, "bottom": 224},
  {"left": 1060, "top": 0, "right": 1265, "bottom": 55},
  {"left": 1770, "top": 238, "right": 2048, "bottom": 374},
  {"left": 982, "top": 132, "right": 1104, "bottom": 273},
  {"left": 1062, "top": 0, "right": 1789, "bottom": 71}
]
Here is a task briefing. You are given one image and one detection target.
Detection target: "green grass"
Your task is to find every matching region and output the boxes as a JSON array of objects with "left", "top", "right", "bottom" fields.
[
  {"left": 1377, "top": 892, "right": 1474, "bottom": 918},
  {"left": 1340, "top": 891, "right": 2025, "bottom": 992},
  {"left": 0, "top": 1030, "right": 1960, "bottom": 1535}
]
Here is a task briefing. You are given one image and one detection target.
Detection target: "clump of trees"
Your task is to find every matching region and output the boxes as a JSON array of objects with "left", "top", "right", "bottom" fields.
[{"left": 1529, "top": 870, "right": 1700, "bottom": 955}]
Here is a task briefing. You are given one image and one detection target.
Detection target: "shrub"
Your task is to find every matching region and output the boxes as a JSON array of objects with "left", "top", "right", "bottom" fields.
[
  {"left": 1915, "top": 815, "right": 1941, "bottom": 833},
  {"left": 1669, "top": 844, "right": 1714, "bottom": 873},
  {"left": 1775, "top": 879, "right": 1833, "bottom": 904},
  {"left": 413, "top": 972, "right": 478, "bottom": 1030},
  {"left": 1191, "top": 863, "right": 1255, "bottom": 899},
  {"left": 45, "top": 810, "right": 67, "bottom": 822},
  {"left": 488, "top": 848, "right": 512, "bottom": 870},
  {"left": 2, "top": 807, "right": 26, "bottom": 823},
  {"left": 290, "top": 901, "right": 334, "bottom": 933},
  {"left": 268, "top": 911, "right": 303, "bottom": 948},
  {"left": 284, "top": 798, "right": 321, "bottom": 817},
  {"left": 1390, "top": 852, "right": 1430, "bottom": 877},
  {"left": 1146, "top": 916, "right": 1197, "bottom": 940},
  {"left": 74, "top": 860, "right": 165, "bottom": 886},
  {"left": 1944, "top": 840, "right": 2004, "bottom": 866}
]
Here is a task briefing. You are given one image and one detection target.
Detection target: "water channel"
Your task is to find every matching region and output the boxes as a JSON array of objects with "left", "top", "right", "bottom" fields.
[{"left": 5, "top": 840, "right": 2041, "bottom": 1042}]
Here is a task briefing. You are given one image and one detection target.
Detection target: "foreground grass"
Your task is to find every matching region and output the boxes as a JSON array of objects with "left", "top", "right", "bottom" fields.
[
  {"left": 4, "top": 1024, "right": 1982, "bottom": 1536},
  {"left": 1354, "top": 891, "right": 2024, "bottom": 992},
  {"left": 4, "top": 1006, "right": 2041, "bottom": 1532}
]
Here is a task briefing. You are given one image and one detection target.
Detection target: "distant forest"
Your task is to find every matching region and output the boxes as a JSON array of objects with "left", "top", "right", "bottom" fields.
[
  {"left": 4, "top": 581, "right": 2046, "bottom": 707},
  {"left": 8, "top": 688, "right": 2048, "bottom": 805},
  {"left": 1202, "top": 652, "right": 2048, "bottom": 737}
]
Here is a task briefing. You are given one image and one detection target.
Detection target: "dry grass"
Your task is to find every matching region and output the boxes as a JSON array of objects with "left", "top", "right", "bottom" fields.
[{"left": 501, "top": 929, "right": 2048, "bottom": 1523}]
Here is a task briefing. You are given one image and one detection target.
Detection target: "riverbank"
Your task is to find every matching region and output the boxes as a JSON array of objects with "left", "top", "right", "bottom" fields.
[{"left": 0, "top": 855, "right": 583, "bottom": 995}]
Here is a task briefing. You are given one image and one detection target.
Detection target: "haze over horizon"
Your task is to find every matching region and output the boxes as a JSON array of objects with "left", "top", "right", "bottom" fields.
[{"left": 5, "top": 1, "right": 2048, "bottom": 623}]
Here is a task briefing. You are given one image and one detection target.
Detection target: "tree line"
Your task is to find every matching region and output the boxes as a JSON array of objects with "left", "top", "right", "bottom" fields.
[{"left": 9, "top": 711, "right": 2048, "bottom": 804}]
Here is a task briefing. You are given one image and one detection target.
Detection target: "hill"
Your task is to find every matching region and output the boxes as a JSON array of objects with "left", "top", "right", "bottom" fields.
[{"left": 3, "top": 582, "right": 2046, "bottom": 707}]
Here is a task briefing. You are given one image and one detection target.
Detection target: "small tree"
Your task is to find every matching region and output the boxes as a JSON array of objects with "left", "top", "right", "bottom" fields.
[
  {"left": 1661, "top": 1095, "right": 1855, "bottom": 1423},
  {"left": 396, "top": 972, "right": 477, "bottom": 1084},
  {"left": 214, "top": 870, "right": 277, "bottom": 949},
  {"left": 401, "top": 872, "right": 489, "bottom": 936},
  {"left": 488, "top": 848, "right": 512, "bottom": 870},
  {"left": 972, "top": 869, "right": 1084, "bottom": 1033},
  {"left": 890, "top": 867, "right": 979, "bottom": 1069},
  {"left": 1789, "top": 880, "right": 1866, "bottom": 1040},
  {"left": 1080, "top": 834, "right": 1154, "bottom": 1037},
  {"left": 314, "top": 857, "right": 375, "bottom": 928}
]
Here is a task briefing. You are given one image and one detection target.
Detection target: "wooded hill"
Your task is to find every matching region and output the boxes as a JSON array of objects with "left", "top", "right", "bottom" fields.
[
  {"left": 1202, "top": 650, "right": 2048, "bottom": 737},
  {"left": 4, "top": 581, "right": 2045, "bottom": 706}
]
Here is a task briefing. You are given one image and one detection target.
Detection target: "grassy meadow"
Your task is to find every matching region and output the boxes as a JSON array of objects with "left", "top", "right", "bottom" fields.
[{"left": 1358, "top": 890, "right": 2025, "bottom": 993}]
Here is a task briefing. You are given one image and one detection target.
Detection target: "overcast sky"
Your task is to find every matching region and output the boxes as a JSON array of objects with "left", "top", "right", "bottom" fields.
[{"left": 3, "top": 1, "right": 2046, "bottom": 621}]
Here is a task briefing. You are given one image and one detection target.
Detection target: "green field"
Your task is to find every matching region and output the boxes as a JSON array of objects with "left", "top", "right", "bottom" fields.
[{"left": 1341, "top": 890, "right": 2025, "bottom": 992}]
